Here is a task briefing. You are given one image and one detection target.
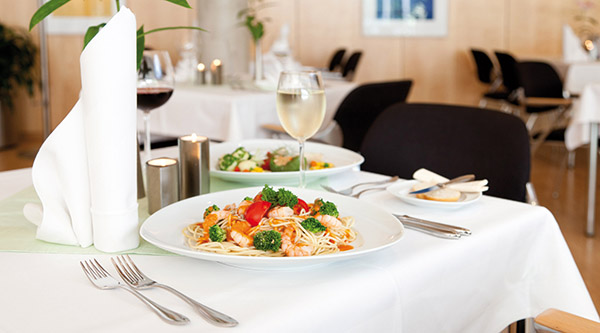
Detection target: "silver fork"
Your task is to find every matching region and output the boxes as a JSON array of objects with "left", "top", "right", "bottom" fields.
[
  {"left": 112, "top": 255, "right": 238, "bottom": 327},
  {"left": 80, "top": 259, "right": 189, "bottom": 325},
  {"left": 321, "top": 176, "right": 399, "bottom": 196}
]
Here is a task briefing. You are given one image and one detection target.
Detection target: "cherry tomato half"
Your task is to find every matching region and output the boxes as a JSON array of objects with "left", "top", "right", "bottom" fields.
[
  {"left": 245, "top": 201, "right": 272, "bottom": 226},
  {"left": 293, "top": 198, "right": 309, "bottom": 215}
]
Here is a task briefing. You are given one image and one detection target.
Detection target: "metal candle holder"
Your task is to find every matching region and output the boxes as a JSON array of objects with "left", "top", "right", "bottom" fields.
[
  {"left": 146, "top": 157, "right": 179, "bottom": 214},
  {"left": 211, "top": 59, "right": 223, "bottom": 85},
  {"left": 178, "top": 134, "right": 210, "bottom": 199}
]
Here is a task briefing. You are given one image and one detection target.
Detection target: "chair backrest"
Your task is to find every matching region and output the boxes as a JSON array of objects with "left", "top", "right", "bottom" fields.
[
  {"left": 342, "top": 51, "right": 362, "bottom": 78},
  {"left": 328, "top": 49, "right": 346, "bottom": 72},
  {"left": 470, "top": 49, "right": 495, "bottom": 84},
  {"left": 334, "top": 80, "right": 412, "bottom": 152},
  {"left": 517, "top": 61, "right": 564, "bottom": 98},
  {"left": 360, "top": 103, "right": 531, "bottom": 202},
  {"left": 494, "top": 51, "right": 520, "bottom": 92}
]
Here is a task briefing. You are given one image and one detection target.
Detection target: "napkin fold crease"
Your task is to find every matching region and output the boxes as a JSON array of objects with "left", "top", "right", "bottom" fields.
[{"left": 27, "top": 7, "right": 139, "bottom": 252}]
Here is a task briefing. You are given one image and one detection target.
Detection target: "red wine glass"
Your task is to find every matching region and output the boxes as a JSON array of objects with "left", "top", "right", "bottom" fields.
[{"left": 137, "top": 50, "right": 175, "bottom": 162}]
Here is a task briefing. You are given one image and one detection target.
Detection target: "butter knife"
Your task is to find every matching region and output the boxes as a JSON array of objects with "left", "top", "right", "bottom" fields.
[
  {"left": 408, "top": 174, "right": 475, "bottom": 195},
  {"left": 399, "top": 219, "right": 462, "bottom": 239},
  {"left": 395, "top": 214, "right": 471, "bottom": 236}
]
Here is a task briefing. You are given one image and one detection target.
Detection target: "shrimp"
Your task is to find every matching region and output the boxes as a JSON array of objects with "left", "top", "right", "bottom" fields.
[
  {"left": 316, "top": 214, "right": 342, "bottom": 229},
  {"left": 268, "top": 206, "right": 294, "bottom": 218},
  {"left": 204, "top": 210, "right": 231, "bottom": 228},
  {"left": 230, "top": 220, "right": 253, "bottom": 247},
  {"left": 281, "top": 226, "right": 312, "bottom": 257},
  {"left": 237, "top": 200, "right": 253, "bottom": 217}
]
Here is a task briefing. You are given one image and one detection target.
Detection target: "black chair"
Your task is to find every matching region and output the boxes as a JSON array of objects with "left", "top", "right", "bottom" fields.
[
  {"left": 494, "top": 51, "right": 521, "bottom": 101},
  {"left": 360, "top": 103, "right": 531, "bottom": 202},
  {"left": 516, "top": 61, "right": 572, "bottom": 153},
  {"left": 333, "top": 80, "right": 412, "bottom": 152},
  {"left": 328, "top": 48, "right": 346, "bottom": 72},
  {"left": 342, "top": 51, "right": 362, "bottom": 80},
  {"left": 469, "top": 49, "right": 511, "bottom": 108}
]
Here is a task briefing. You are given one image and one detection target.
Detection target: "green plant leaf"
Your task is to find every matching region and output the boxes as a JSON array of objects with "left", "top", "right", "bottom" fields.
[
  {"left": 83, "top": 23, "right": 106, "bottom": 50},
  {"left": 164, "top": 0, "right": 191, "bottom": 8},
  {"left": 141, "top": 26, "right": 207, "bottom": 36},
  {"left": 136, "top": 25, "right": 145, "bottom": 70},
  {"left": 29, "top": 0, "right": 71, "bottom": 31}
]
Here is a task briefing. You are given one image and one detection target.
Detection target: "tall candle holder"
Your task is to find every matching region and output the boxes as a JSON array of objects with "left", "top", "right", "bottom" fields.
[
  {"left": 178, "top": 134, "right": 210, "bottom": 199},
  {"left": 211, "top": 59, "right": 223, "bottom": 85},
  {"left": 196, "top": 62, "right": 206, "bottom": 84},
  {"left": 146, "top": 157, "right": 179, "bottom": 214}
]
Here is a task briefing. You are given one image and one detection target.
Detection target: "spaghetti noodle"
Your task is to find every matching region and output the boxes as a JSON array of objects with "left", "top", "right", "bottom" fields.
[{"left": 182, "top": 187, "right": 357, "bottom": 257}]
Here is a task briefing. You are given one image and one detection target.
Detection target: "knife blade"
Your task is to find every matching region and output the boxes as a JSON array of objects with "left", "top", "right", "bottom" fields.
[{"left": 408, "top": 174, "right": 475, "bottom": 195}]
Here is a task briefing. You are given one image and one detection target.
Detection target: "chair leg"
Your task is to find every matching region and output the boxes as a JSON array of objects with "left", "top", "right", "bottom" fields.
[
  {"left": 568, "top": 150, "right": 576, "bottom": 169},
  {"left": 479, "top": 98, "right": 488, "bottom": 108},
  {"left": 525, "top": 113, "right": 538, "bottom": 132}
]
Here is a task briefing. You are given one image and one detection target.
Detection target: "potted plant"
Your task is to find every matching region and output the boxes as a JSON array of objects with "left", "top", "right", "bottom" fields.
[{"left": 0, "top": 22, "right": 37, "bottom": 149}]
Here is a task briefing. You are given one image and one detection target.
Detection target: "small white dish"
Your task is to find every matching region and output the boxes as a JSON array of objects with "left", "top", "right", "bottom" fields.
[
  {"left": 140, "top": 186, "right": 404, "bottom": 270},
  {"left": 387, "top": 180, "right": 482, "bottom": 209},
  {"left": 210, "top": 139, "right": 364, "bottom": 185}
]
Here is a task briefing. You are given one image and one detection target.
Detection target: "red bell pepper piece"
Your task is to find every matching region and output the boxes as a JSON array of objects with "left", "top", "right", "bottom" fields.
[
  {"left": 245, "top": 201, "right": 272, "bottom": 226},
  {"left": 293, "top": 198, "right": 309, "bottom": 215}
]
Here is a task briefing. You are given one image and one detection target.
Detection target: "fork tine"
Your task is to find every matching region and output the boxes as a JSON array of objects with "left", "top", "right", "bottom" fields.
[
  {"left": 124, "top": 254, "right": 148, "bottom": 280},
  {"left": 117, "top": 256, "right": 138, "bottom": 282},
  {"left": 80, "top": 261, "right": 96, "bottom": 279},
  {"left": 93, "top": 258, "right": 110, "bottom": 277},
  {"left": 85, "top": 260, "right": 103, "bottom": 278},
  {"left": 111, "top": 257, "right": 134, "bottom": 284}
]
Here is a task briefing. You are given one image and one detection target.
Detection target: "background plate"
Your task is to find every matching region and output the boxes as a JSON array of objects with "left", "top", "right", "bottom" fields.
[
  {"left": 210, "top": 139, "right": 364, "bottom": 184},
  {"left": 140, "top": 186, "right": 404, "bottom": 270},
  {"left": 387, "top": 180, "right": 482, "bottom": 209}
]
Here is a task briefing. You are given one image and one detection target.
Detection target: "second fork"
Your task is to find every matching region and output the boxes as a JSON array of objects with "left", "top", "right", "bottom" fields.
[{"left": 112, "top": 255, "right": 239, "bottom": 327}]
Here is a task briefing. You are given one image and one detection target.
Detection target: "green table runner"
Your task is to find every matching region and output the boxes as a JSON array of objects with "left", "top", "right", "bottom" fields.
[{"left": 0, "top": 176, "right": 328, "bottom": 255}]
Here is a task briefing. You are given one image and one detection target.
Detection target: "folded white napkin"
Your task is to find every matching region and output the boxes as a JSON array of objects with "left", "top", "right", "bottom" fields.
[
  {"left": 563, "top": 24, "right": 591, "bottom": 63},
  {"left": 412, "top": 168, "right": 488, "bottom": 193},
  {"left": 26, "top": 7, "right": 139, "bottom": 252}
]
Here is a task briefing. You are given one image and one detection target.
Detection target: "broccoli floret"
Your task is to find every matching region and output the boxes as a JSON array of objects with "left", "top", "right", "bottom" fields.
[
  {"left": 204, "top": 204, "right": 219, "bottom": 218},
  {"left": 208, "top": 225, "right": 226, "bottom": 242},
  {"left": 218, "top": 154, "right": 238, "bottom": 171},
  {"left": 260, "top": 185, "right": 298, "bottom": 208},
  {"left": 312, "top": 199, "right": 339, "bottom": 217},
  {"left": 253, "top": 230, "right": 282, "bottom": 252},
  {"left": 232, "top": 147, "right": 251, "bottom": 160},
  {"left": 243, "top": 196, "right": 253, "bottom": 201},
  {"left": 301, "top": 217, "right": 327, "bottom": 233}
]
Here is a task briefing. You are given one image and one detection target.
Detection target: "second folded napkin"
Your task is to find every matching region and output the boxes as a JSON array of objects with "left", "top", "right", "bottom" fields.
[{"left": 28, "top": 7, "right": 139, "bottom": 252}]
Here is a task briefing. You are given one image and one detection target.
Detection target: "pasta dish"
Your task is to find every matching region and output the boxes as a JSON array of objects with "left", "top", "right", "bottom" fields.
[{"left": 183, "top": 185, "right": 357, "bottom": 257}]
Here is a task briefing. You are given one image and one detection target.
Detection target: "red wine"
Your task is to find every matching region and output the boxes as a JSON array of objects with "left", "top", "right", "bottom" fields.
[{"left": 137, "top": 87, "right": 174, "bottom": 111}]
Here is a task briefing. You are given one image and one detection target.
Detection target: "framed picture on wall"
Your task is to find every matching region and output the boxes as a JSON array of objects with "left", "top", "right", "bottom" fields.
[
  {"left": 362, "top": 0, "right": 448, "bottom": 37},
  {"left": 45, "top": 0, "right": 120, "bottom": 35}
]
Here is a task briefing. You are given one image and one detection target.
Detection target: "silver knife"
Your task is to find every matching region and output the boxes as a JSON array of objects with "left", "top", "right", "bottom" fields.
[
  {"left": 408, "top": 174, "right": 475, "bottom": 195},
  {"left": 399, "top": 220, "right": 462, "bottom": 239},
  {"left": 395, "top": 214, "right": 471, "bottom": 236}
]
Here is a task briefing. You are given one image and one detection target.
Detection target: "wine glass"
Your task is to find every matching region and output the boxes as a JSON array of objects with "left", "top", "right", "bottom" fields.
[
  {"left": 137, "top": 50, "right": 175, "bottom": 163},
  {"left": 276, "top": 71, "right": 326, "bottom": 188}
]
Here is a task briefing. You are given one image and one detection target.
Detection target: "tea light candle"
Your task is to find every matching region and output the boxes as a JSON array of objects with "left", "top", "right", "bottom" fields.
[
  {"left": 178, "top": 134, "right": 210, "bottom": 199},
  {"left": 146, "top": 157, "right": 179, "bottom": 214},
  {"left": 211, "top": 59, "right": 223, "bottom": 85},
  {"left": 196, "top": 62, "right": 206, "bottom": 84}
]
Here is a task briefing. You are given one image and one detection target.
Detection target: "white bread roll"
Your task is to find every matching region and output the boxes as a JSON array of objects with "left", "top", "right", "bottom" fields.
[{"left": 412, "top": 168, "right": 449, "bottom": 183}]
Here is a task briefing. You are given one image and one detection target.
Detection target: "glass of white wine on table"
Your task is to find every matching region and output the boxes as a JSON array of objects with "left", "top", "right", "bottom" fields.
[
  {"left": 276, "top": 71, "right": 326, "bottom": 188},
  {"left": 137, "top": 50, "right": 175, "bottom": 163}
]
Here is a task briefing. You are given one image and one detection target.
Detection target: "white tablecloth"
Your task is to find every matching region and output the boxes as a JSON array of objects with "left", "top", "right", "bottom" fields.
[
  {"left": 566, "top": 83, "right": 600, "bottom": 151},
  {"left": 142, "top": 80, "right": 356, "bottom": 142},
  {"left": 0, "top": 158, "right": 597, "bottom": 332}
]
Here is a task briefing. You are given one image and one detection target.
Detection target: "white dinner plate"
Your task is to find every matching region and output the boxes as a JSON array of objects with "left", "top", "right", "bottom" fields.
[
  {"left": 387, "top": 180, "right": 482, "bottom": 209},
  {"left": 210, "top": 139, "right": 364, "bottom": 184},
  {"left": 140, "top": 186, "right": 404, "bottom": 270}
]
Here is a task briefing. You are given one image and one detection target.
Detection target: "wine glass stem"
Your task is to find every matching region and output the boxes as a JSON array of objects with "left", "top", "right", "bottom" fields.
[
  {"left": 298, "top": 139, "right": 306, "bottom": 188},
  {"left": 143, "top": 111, "right": 151, "bottom": 163}
]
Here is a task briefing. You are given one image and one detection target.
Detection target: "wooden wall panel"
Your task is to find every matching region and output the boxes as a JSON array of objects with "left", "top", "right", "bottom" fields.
[{"left": 1, "top": 0, "right": 585, "bottom": 137}]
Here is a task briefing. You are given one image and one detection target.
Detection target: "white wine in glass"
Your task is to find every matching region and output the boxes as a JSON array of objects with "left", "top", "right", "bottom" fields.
[{"left": 276, "top": 71, "right": 326, "bottom": 188}]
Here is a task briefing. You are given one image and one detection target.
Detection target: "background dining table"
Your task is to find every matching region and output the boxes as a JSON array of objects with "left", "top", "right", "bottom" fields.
[
  {"left": 142, "top": 80, "right": 356, "bottom": 142},
  {"left": 0, "top": 145, "right": 598, "bottom": 332}
]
